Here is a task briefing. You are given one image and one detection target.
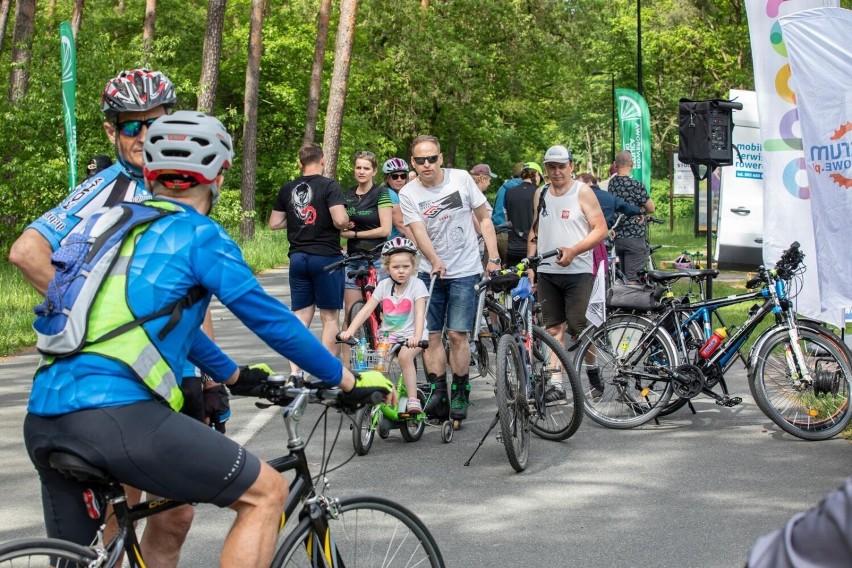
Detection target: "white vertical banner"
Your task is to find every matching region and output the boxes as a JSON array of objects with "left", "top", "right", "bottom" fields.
[
  {"left": 780, "top": 7, "right": 852, "bottom": 313},
  {"left": 585, "top": 261, "right": 606, "bottom": 328},
  {"left": 745, "top": 0, "right": 840, "bottom": 326}
]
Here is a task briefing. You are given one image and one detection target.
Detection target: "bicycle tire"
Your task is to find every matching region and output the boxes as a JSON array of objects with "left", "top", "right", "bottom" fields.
[
  {"left": 346, "top": 300, "right": 375, "bottom": 349},
  {"left": 0, "top": 537, "right": 97, "bottom": 567},
  {"left": 529, "top": 325, "right": 584, "bottom": 441},
  {"left": 750, "top": 327, "right": 852, "bottom": 440},
  {"left": 352, "top": 405, "right": 376, "bottom": 455},
  {"left": 748, "top": 320, "right": 852, "bottom": 415},
  {"left": 476, "top": 297, "right": 511, "bottom": 379},
  {"left": 271, "top": 495, "right": 445, "bottom": 568},
  {"left": 573, "top": 317, "right": 676, "bottom": 429},
  {"left": 386, "top": 345, "right": 427, "bottom": 443},
  {"left": 495, "top": 334, "right": 530, "bottom": 472}
]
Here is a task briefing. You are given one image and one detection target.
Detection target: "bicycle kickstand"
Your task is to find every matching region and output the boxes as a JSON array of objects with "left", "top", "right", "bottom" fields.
[{"left": 464, "top": 413, "right": 500, "bottom": 466}]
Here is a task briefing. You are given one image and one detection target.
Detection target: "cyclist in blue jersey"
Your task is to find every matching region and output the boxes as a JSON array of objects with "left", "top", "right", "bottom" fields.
[
  {"left": 9, "top": 69, "right": 233, "bottom": 568},
  {"left": 23, "top": 111, "right": 391, "bottom": 568}
]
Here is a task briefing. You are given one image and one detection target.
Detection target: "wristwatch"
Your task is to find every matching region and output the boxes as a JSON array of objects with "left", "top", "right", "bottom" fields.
[{"left": 488, "top": 257, "right": 501, "bottom": 264}]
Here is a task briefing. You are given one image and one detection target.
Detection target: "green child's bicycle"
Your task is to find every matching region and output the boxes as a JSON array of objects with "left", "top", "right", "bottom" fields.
[{"left": 339, "top": 336, "right": 453, "bottom": 453}]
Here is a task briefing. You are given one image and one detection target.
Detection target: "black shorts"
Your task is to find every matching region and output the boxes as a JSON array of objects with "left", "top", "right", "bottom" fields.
[
  {"left": 24, "top": 401, "right": 261, "bottom": 545},
  {"left": 536, "top": 272, "right": 594, "bottom": 337}
]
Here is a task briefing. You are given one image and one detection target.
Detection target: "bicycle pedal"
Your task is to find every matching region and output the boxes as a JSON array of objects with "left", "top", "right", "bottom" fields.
[{"left": 716, "top": 396, "right": 742, "bottom": 408}]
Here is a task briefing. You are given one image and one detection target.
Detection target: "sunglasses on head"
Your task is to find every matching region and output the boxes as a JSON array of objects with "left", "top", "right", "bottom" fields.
[
  {"left": 388, "top": 172, "right": 407, "bottom": 180},
  {"left": 413, "top": 155, "right": 439, "bottom": 166},
  {"left": 117, "top": 118, "right": 158, "bottom": 137}
]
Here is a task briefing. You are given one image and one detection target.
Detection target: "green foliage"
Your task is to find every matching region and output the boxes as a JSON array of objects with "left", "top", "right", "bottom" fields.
[{"left": 5, "top": 0, "right": 852, "bottom": 251}]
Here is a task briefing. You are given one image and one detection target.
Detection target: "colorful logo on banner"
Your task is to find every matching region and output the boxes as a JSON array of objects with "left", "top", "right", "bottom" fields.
[{"left": 809, "top": 122, "right": 852, "bottom": 189}]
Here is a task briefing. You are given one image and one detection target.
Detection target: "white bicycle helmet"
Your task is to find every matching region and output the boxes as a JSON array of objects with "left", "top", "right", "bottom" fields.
[
  {"left": 381, "top": 237, "right": 418, "bottom": 256},
  {"left": 382, "top": 157, "right": 409, "bottom": 174},
  {"left": 143, "top": 111, "right": 234, "bottom": 200},
  {"left": 102, "top": 69, "right": 176, "bottom": 120}
]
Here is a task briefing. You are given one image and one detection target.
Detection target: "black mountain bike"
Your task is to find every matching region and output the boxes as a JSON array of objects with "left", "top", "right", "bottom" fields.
[{"left": 0, "top": 377, "right": 445, "bottom": 567}]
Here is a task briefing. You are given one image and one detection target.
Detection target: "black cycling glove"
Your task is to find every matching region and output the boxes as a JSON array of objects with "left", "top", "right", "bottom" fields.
[{"left": 228, "top": 363, "right": 274, "bottom": 397}]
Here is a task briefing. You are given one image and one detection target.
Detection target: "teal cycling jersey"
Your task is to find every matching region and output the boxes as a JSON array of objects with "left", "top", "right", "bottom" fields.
[
  {"left": 27, "top": 163, "right": 151, "bottom": 251},
  {"left": 28, "top": 199, "right": 343, "bottom": 416}
]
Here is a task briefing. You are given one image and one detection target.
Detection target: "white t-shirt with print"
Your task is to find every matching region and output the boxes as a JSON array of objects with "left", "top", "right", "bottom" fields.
[
  {"left": 371, "top": 277, "right": 430, "bottom": 341},
  {"left": 399, "top": 168, "right": 486, "bottom": 278}
]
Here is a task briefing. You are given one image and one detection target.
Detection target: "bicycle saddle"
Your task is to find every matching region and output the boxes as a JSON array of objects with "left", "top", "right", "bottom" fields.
[
  {"left": 48, "top": 451, "right": 112, "bottom": 484},
  {"left": 645, "top": 268, "right": 719, "bottom": 283}
]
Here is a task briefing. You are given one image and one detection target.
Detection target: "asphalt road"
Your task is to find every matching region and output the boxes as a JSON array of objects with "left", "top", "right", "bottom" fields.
[{"left": 0, "top": 266, "right": 849, "bottom": 567}]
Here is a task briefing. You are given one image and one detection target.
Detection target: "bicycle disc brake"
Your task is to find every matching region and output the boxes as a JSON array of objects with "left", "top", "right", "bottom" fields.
[{"left": 672, "top": 364, "right": 704, "bottom": 399}]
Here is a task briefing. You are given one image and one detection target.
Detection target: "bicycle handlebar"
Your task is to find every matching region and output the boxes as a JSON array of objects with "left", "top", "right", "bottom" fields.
[
  {"left": 259, "top": 375, "right": 385, "bottom": 408},
  {"left": 335, "top": 333, "right": 429, "bottom": 349},
  {"left": 474, "top": 248, "right": 560, "bottom": 291}
]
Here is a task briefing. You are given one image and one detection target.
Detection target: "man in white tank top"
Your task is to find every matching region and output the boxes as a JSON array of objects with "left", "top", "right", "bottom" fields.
[{"left": 527, "top": 145, "right": 607, "bottom": 400}]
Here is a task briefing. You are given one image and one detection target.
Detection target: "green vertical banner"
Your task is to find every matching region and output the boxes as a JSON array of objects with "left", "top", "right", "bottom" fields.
[
  {"left": 615, "top": 88, "right": 652, "bottom": 191},
  {"left": 60, "top": 22, "right": 77, "bottom": 191}
]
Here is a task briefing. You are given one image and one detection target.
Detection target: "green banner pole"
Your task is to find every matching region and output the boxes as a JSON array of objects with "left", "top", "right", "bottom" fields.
[
  {"left": 615, "top": 88, "right": 652, "bottom": 191},
  {"left": 60, "top": 22, "right": 77, "bottom": 191}
]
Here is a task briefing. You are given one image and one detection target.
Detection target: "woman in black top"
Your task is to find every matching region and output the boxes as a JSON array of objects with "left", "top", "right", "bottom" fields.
[{"left": 340, "top": 151, "right": 393, "bottom": 327}]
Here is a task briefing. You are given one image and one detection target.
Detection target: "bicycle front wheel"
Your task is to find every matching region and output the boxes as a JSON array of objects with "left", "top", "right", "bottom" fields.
[
  {"left": 573, "top": 317, "right": 676, "bottom": 429},
  {"left": 352, "top": 405, "right": 377, "bottom": 455},
  {"left": 0, "top": 538, "right": 97, "bottom": 567},
  {"left": 271, "top": 495, "right": 445, "bottom": 567},
  {"left": 529, "top": 326, "right": 584, "bottom": 441},
  {"left": 495, "top": 334, "right": 530, "bottom": 472},
  {"left": 751, "top": 327, "right": 852, "bottom": 440}
]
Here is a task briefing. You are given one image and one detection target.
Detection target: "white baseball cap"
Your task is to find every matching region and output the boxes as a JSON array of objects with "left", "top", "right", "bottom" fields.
[{"left": 543, "top": 145, "right": 574, "bottom": 164}]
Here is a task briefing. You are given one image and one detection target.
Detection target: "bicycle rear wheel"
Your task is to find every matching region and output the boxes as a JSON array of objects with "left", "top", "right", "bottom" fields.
[
  {"left": 529, "top": 326, "right": 583, "bottom": 441},
  {"left": 0, "top": 538, "right": 97, "bottom": 567},
  {"left": 271, "top": 495, "right": 445, "bottom": 567},
  {"left": 573, "top": 317, "right": 676, "bottom": 429},
  {"left": 750, "top": 327, "right": 852, "bottom": 440},
  {"left": 495, "top": 334, "right": 530, "bottom": 472}
]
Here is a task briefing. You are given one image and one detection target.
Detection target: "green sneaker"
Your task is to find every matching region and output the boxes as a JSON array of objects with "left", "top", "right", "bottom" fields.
[{"left": 450, "top": 377, "right": 471, "bottom": 421}]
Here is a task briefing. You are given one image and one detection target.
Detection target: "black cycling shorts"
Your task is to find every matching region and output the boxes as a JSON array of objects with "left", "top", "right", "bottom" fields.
[{"left": 24, "top": 400, "right": 261, "bottom": 546}]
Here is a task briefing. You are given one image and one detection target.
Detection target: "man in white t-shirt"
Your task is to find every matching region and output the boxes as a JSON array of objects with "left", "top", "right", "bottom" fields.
[{"left": 399, "top": 135, "right": 500, "bottom": 425}]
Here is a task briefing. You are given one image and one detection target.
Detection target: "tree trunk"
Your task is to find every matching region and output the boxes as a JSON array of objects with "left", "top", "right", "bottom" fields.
[
  {"left": 8, "top": 0, "right": 36, "bottom": 104},
  {"left": 240, "top": 0, "right": 263, "bottom": 241},
  {"left": 302, "top": 0, "right": 331, "bottom": 145},
  {"left": 142, "top": 0, "right": 156, "bottom": 65},
  {"left": 0, "top": 0, "right": 12, "bottom": 53},
  {"left": 197, "top": 0, "right": 226, "bottom": 114},
  {"left": 321, "top": 0, "right": 359, "bottom": 179},
  {"left": 71, "top": 0, "right": 83, "bottom": 38},
  {"left": 116, "top": 0, "right": 124, "bottom": 14}
]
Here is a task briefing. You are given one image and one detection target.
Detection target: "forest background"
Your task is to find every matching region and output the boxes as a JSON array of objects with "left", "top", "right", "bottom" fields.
[{"left": 1, "top": 0, "right": 851, "bottom": 250}]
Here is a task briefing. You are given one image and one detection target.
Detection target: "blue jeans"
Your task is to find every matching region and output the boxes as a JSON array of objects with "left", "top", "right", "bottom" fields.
[{"left": 418, "top": 272, "right": 479, "bottom": 334}]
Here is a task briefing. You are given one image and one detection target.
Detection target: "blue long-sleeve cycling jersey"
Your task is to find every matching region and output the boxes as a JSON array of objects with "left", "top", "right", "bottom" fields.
[{"left": 28, "top": 199, "right": 343, "bottom": 416}]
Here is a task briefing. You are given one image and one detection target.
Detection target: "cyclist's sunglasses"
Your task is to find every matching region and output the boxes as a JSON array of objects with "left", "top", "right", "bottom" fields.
[
  {"left": 388, "top": 172, "right": 407, "bottom": 180},
  {"left": 412, "top": 155, "right": 439, "bottom": 166},
  {"left": 117, "top": 118, "right": 158, "bottom": 137}
]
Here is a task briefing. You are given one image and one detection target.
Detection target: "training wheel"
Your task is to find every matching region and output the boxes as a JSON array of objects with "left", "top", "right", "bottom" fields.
[
  {"left": 441, "top": 421, "right": 454, "bottom": 443},
  {"left": 378, "top": 417, "right": 391, "bottom": 439}
]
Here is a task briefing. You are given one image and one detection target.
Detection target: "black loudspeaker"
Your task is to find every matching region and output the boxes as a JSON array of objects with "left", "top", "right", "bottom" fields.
[{"left": 678, "top": 99, "right": 743, "bottom": 167}]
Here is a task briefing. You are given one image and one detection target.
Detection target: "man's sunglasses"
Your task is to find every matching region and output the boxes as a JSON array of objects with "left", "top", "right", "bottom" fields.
[
  {"left": 412, "top": 155, "right": 439, "bottom": 166},
  {"left": 388, "top": 172, "right": 407, "bottom": 180},
  {"left": 117, "top": 118, "right": 158, "bottom": 137}
]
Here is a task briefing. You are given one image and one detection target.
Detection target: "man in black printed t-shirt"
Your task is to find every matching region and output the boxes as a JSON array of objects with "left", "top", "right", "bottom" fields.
[
  {"left": 607, "top": 150, "right": 655, "bottom": 282},
  {"left": 269, "top": 143, "right": 349, "bottom": 374}
]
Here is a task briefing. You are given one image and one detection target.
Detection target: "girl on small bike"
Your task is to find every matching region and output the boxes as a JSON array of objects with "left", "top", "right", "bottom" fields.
[{"left": 340, "top": 237, "right": 429, "bottom": 415}]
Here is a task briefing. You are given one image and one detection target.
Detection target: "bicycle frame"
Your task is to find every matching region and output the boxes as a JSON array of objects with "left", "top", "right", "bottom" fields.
[{"left": 88, "top": 382, "right": 369, "bottom": 568}]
